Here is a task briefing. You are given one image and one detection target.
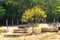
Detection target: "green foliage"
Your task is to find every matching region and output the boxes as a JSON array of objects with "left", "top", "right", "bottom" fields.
[
  {"left": 5, "top": 1, "right": 19, "bottom": 18},
  {"left": 21, "top": 7, "right": 47, "bottom": 23},
  {"left": 56, "top": 6, "right": 60, "bottom": 12},
  {"left": 0, "top": 5, "right": 5, "bottom": 18},
  {"left": 54, "top": 6, "right": 60, "bottom": 20},
  {"left": 0, "top": 0, "right": 60, "bottom": 24}
]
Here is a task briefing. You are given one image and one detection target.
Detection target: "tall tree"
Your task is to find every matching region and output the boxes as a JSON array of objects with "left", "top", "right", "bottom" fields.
[
  {"left": 54, "top": 6, "right": 60, "bottom": 22},
  {"left": 6, "top": 1, "right": 19, "bottom": 25},
  {"left": 0, "top": 5, "right": 5, "bottom": 18}
]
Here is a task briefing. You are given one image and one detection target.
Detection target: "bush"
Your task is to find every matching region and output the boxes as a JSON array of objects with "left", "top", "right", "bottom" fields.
[{"left": 21, "top": 7, "right": 47, "bottom": 23}]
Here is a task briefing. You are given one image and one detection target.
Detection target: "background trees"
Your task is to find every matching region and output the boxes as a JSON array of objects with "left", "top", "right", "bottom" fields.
[
  {"left": 0, "top": 0, "right": 60, "bottom": 25},
  {"left": 54, "top": 6, "right": 60, "bottom": 22},
  {"left": 5, "top": 1, "right": 19, "bottom": 25},
  {"left": 0, "top": 0, "right": 20, "bottom": 25},
  {"left": 0, "top": 6, "right": 5, "bottom": 18}
]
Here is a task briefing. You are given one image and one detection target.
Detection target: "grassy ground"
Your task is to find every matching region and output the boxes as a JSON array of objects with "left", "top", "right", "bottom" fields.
[{"left": 0, "top": 32, "right": 59, "bottom": 40}]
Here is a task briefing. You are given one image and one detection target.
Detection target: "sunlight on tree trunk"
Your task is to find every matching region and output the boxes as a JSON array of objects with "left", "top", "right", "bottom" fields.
[
  {"left": 54, "top": 18, "right": 55, "bottom": 23},
  {"left": 6, "top": 18, "right": 8, "bottom": 28}
]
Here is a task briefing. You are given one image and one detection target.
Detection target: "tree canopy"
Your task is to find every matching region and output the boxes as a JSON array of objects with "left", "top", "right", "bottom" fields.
[
  {"left": 4, "top": 1, "right": 19, "bottom": 18},
  {"left": 0, "top": 0, "right": 60, "bottom": 25},
  {"left": 0, "top": 5, "right": 5, "bottom": 18}
]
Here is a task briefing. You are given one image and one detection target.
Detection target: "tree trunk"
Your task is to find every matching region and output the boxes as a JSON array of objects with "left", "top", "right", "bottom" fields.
[
  {"left": 6, "top": 18, "right": 8, "bottom": 28},
  {"left": 56, "top": 21, "right": 58, "bottom": 30},
  {"left": 12, "top": 18, "right": 13, "bottom": 26},
  {"left": 44, "top": 18, "right": 46, "bottom": 23},
  {"left": 17, "top": 18, "right": 19, "bottom": 25},
  {"left": 54, "top": 18, "right": 55, "bottom": 23}
]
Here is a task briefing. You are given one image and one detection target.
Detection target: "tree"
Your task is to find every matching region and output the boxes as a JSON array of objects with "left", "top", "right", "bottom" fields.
[
  {"left": 46, "top": 3, "right": 57, "bottom": 22},
  {"left": 1, "top": 0, "right": 20, "bottom": 26},
  {"left": 0, "top": 5, "right": 5, "bottom": 18},
  {"left": 54, "top": 6, "right": 60, "bottom": 22},
  {"left": 21, "top": 7, "right": 47, "bottom": 23},
  {"left": 41, "top": 0, "right": 58, "bottom": 22},
  {"left": 5, "top": 1, "right": 19, "bottom": 18},
  {"left": 48, "top": 2, "right": 60, "bottom": 22}
]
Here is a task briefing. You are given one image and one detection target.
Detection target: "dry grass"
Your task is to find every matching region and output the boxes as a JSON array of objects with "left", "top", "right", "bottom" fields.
[{"left": 0, "top": 32, "right": 59, "bottom": 40}]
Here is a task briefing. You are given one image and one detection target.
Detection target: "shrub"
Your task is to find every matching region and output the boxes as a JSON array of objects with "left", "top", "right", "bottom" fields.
[{"left": 21, "top": 7, "right": 47, "bottom": 23}]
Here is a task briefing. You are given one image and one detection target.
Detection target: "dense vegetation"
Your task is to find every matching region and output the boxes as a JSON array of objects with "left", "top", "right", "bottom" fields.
[
  {"left": 22, "top": 7, "right": 46, "bottom": 23},
  {"left": 0, "top": 0, "right": 60, "bottom": 25}
]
